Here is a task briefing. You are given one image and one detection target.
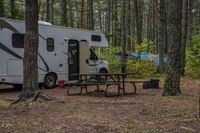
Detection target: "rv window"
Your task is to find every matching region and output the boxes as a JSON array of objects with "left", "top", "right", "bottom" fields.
[
  {"left": 12, "top": 33, "right": 25, "bottom": 48},
  {"left": 91, "top": 35, "right": 101, "bottom": 42},
  {"left": 47, "top": 38, "right": 54, "bottom": 51}
]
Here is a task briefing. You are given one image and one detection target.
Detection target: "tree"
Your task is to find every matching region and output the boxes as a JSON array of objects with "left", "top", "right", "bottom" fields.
[
  {"left": 0, "top": 0, "right": 4, "bottom": 17},
  {"left": 134, "top": 0, "right": 144, "bottom": 45},
  {"left": 10, "top": 0, "right": 17, "bottom": 19},
  {"left": 121, "top": 0, "right": 126, "bottom": 73},
  {"left": 13, "top": 0, "right": 40, "bottom": 108},
  {"left": 163, "top": 0, "right": 182, "bottom": 96},
  {"left": 46, "top": 0, "right": 50, "bottom": 22},
  {"left": 60, "top": 0, "right": 68, "bottom": 26},
  {"left": 87, "top": 0, "right": 94, "bottom": 30},
  {"left": 180, "top": 0, "right": 189, "bottom": 74},
  {"left": 158, "top": 0, "right": 166, "bottom": 72}
]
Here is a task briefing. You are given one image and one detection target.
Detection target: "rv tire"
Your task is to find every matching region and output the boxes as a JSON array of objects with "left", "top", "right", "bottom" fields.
[{"left": 44, "top": 73, "right": 57, "bottom": 89}]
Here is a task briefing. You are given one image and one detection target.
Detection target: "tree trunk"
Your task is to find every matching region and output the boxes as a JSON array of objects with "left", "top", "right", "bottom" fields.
[
  {"left": 163, "top": 0, "right": 182, "bottom": 96},
  {"left": 121, "top": 0, "right": 126, "bottom": 73},
  {"left": 69, "top": 0, "right": 74, "bottom": 27},
  {"left": 180, "top": 0, "right": 189, "bottom": 75},
  {"left": 0, "top": 0, "right": 4, "bottom": 17},
  {"left": 158, "top": 0, "right": 166, "bottom": 72},
  {"left": 134, "top": 0, "right": 143, "bottom": 45},
  {"left": 127, "top": 0, "right": 132, "bottom": 51},
  {"left": 10, "top": 0, "right": 17, "bottom": 19},
  {"left": 80, "top": 0, "right": 85, "bottom": 29},
  {"left": 60, "top": 0, "right": 68, "bottom": 26},
  {"left": 46, "top": 0, "right": 50, "bottom": 22},
  {"left": 50, "top": 0, "right": 54, "bottom": 24},
  {"left": 87, "top": 0, "right": 94, "bottom": 30},
  {"left": 23, "top": 0, "right": 39, "bottom": 95},
  {"left": 97, "top": 1, "right": 102, "bottom": 32}
]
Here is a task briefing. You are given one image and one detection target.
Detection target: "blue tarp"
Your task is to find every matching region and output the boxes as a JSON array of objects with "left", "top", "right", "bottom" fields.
[{"left": 116, "top": 52, "right": 128, "bottom": 57}]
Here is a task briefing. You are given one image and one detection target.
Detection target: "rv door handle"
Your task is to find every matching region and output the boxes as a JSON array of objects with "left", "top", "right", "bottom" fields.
[{"left": 86, "top": 59, "right": 89, "bottom": 64}]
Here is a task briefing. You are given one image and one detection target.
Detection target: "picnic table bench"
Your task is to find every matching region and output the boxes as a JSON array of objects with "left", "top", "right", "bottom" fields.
[{"left": 65, "top": 73, "right": 146, "bottom": 97}]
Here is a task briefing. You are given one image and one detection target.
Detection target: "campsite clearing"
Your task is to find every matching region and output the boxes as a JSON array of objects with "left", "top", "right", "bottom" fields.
[{"left": 0, "top": 79, "right": 200, "bottom": 133}]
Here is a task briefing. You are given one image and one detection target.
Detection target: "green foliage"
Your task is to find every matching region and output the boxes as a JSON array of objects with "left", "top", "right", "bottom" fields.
[
  {"left": 96, "top": 47, "right": 122, "bottom": 73},
  {"left": 127, "top": 59, "right": 157, "bottom": 78},
  {"left": 191, "top": 35, "right": 200, "bottom": 55},
  {"left": 185, "top": 51, "right": 200, "bottom": 79},
  {"left": 96, "top": 47, "right": 157, "bottom": 78}
]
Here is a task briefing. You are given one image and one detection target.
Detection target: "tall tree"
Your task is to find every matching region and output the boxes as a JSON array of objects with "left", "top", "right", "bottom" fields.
[
  {"left": 121, "top": 0, "right": 126, "bottom": 73},
  {"left": 46, "top": 0, "right": 50, "bottom": 22},
  {"left": 180, "top": 0, "right": 189, "bottom": 74},
  {"left": 14, "top": 0, "right": 39, "bottom": 107},
  {"left": 127, "top": 0, "right": 132, "bottom": 51},
  {"left": 134, "top": 0, "right": 144, "bottom": 45},
  {"left": 10, "top": 0, "right": 17, "bottom": 19},
  {"left": 0, "top": 0, "right": 4, "bottom": 17},
  {"left": 158, "top": 0, "right": 166, "bottom": 72},
  {"left": 69, "top": 0, "right": 74, "bottom": 27},
  {"left": 60, "top": 0, "right": 68, "bottom": 26},
  {"left": 87, "top": 0, "right": 94, "bottom": 30},
  {"left": 163, "top": 0, "right": 182, "bottom": 96},
  {"left": 80, "top": 0, "right": 86, "bottom": 29},
  {"left": 50, "top": 0, "right": 54, "bottom": 24}
]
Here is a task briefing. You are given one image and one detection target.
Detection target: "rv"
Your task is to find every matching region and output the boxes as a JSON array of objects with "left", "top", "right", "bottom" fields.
[{"left": 0, "top": 17, "right": 109, "bottom": 89}]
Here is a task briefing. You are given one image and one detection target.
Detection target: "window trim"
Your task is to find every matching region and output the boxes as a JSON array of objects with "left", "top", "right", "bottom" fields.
[
  {"left": 47, "top": 38, "right": 54, "bottom": 52},
  {"left": 91, "top": 35, "right": 101, "bottom": 42}
]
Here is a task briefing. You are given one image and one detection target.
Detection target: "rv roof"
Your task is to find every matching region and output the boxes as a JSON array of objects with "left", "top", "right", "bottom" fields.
[{"left": 0, "top": 17, "right": 102, "bottom": 34}]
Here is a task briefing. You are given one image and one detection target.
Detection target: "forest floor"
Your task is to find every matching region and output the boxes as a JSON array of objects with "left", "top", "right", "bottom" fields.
[{"left": 0, "top": 79, "right": 200, "bottom": 133}]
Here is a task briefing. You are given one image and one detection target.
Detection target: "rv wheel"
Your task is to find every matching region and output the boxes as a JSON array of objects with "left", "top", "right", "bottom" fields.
[
  {"left": 98, "top": 69, "right": 108, "bottom": 81},
  {"left": 44, "top": 73, "right": 57, "bottom": 89}
]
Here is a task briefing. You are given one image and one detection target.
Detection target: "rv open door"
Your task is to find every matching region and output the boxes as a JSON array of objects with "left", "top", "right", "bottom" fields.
[{"left": 79, "top": 41, "right": 89, "bottom": 74}]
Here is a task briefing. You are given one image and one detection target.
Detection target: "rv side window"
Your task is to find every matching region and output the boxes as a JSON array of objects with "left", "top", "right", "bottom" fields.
[
  {"left": 47, "top": 38, "right": 54, "bottom": 51},
  {"left": 91, "top": 35, "right": 101, "bottom": 42},
  {"left": 12, "top": 33, "right": 25, "bottom": 48}
]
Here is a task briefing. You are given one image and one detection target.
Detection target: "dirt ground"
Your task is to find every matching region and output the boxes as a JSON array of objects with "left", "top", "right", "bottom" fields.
[{"left": 0, "top": 79, "right": 200, "bottom": 133}]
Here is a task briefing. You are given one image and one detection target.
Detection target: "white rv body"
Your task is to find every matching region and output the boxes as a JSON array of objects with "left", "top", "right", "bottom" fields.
[{"left": 0, "top": 17, "right": 109, "bottom": 88}]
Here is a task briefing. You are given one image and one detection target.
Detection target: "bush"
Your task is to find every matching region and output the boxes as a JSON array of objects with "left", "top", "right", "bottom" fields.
[
  {"left": 185, "top": 51, "right": 200, "bottom": 79},
  {"left": 96, "top": 47, "right": 158, "bottom": 78}
]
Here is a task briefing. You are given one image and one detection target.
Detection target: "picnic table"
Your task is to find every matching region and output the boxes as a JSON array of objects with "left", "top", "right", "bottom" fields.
[{"left": 66, "top": 73, "right": 145, "bottom": 96}]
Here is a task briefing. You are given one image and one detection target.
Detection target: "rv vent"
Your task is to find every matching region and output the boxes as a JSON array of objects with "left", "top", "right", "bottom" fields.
[{"left": 38, "top": 21, "right": 52, "bottom": 26}]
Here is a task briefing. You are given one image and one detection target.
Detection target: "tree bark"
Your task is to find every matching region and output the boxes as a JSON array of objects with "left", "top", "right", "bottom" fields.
[
  {"left": 80, "top": 0, "right": 85, "bottom": 29},
  {"left": 121, "top": 0, "right": 126, "bottom": 73},
  {"left": 69, "top": 0, "right": 74, "bottom": 27},
  {"left": 50, "top": 0, "right": 54, "bottom": 24},
  {"left": 87, "top": 0, "right": 94, "bottom": 30},
  {"left": 158, "top": 0, "right": 166, "bottom": 72},
  {"left": 97, "top": 1, "right": 102, "bottom": 32},
  {"left": 180, "top": 0, "right": 189, "bottom": 75},
  {"left": 46, "top": 0, "right": 50, "bottom": 22},
  {"left": 163, "top": 0, "right": 182, "bottom": 96},
  {"left": 10, "top": 0, "right": 17, "bottom": 19},
  {"left": 23, "top": 0, "right": 39, "bottom": 93},
  {"left": 60, "top": 0, "right": 68, "bottom": 26},
  {"left": 134, "top": 0, "right": 144, "bottom": 45}
]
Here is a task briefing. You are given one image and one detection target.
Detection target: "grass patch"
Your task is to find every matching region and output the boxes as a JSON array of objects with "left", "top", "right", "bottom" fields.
[
  {"left": 126, "top": 118, "right": 136, "bottom": 126},
  {"left": 1, "top": 122, "right": 13, "bottom": 129},
  {"left": 168, "top": 112, "right": 182, "bottom": 118},
  {"left": 0, "top": 100, "right": 9, "bottom": 108},
  {"left": 50, "top": 103, "right": 75, "bottom": 111}
]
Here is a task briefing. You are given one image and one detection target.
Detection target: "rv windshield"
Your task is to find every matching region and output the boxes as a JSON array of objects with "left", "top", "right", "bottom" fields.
[{"left": 90, "top": 49, "right": 98, "bottom": 61}]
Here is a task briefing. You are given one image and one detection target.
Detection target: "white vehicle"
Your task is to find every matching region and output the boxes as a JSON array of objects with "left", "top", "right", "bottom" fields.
[{"left": 0, "top": 17, "right": 109, "bottom": 88}]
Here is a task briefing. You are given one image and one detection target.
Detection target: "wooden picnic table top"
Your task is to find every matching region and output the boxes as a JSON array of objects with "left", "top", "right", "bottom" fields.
[{"left": 70, "top": 72, "right": 137, "bottom": 76}]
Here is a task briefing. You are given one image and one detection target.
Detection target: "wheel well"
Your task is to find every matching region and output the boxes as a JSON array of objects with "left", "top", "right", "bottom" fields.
[
  {"left": 45, "top": 72, "right": 58, "bottom": 80},
  {"left": 99, "top": 68, "right": 108, "bottom": 73}
]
